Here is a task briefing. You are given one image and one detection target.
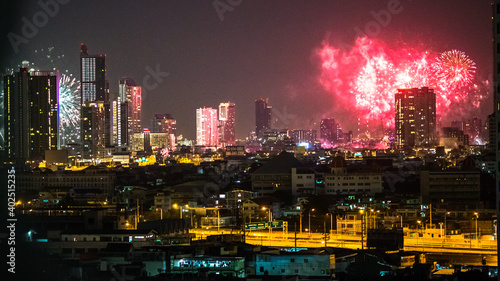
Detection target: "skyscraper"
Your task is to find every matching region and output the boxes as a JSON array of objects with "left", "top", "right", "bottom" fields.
[
  {"left": 111, "top": 96, "right": 128, "bottom": 147},
  {"left": 119, "top": 77, "right": 142, "bottom": 145},
  {"left": 255, "top": 98, "right": 272, "bottom": 138},
  {"left": 395, "top": 87, "right": 436, "bottom": 148},
  {"left": 3, "top": 68, "right": 59, "bottom": 164},
  {"left": 320, "top": 118, "right": 341, "bottom": 147},
  {"left": 196, "top": 107, "right": 218, "bottom": 147},
  {"left": 151, "top": 113, "right": 177, "bottom": 150},
  {"left": 81, "top": 101, "right": 107, "bottom": 160},
  {"left": 218, "top": 102, "right": 236, "bottom": 147},
  {"left": 80, "top": 44, "right": 107, "bottom": 103},
  {"left": 80, "top": 44, "right": 109, "bottom": 161}
]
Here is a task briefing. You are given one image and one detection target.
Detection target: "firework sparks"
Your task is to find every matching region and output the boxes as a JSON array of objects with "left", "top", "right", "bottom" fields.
[
  {"left": 435, "top": 50, "right": 476, "bottom": 88},
  {"left": 317, "top": 37, "right": 486, "bottom": 138},
  {"left": 59, "top": 74, "right": 81, "bottom": 144}
]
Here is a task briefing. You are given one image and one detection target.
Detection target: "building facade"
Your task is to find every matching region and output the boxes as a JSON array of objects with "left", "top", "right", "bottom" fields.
[
  {"left": 395, "top": 87, "right": 436, "bottom": 148},
  {"left": 81, "top": 101, "right": 107, "bottom": 161},
  {"left": 218, "top": 102, "right": 236, "bottom": 147},
  {"left": 151, "top": 113, "right": 177, "bottom": 150},
  {"left": 111, "top": 96, "right": 128, "bottom": 147},
  {"left": 196, "top": 107, "right": 219, "bottom": 147},
  {"left": 119, "top": 77, "right": 142, "bottom": 146},
  {"left": 324, "top": 157, "right": 383, "bottom": 196},
  {"left": 3, "top": 68, "right": 59, "bottom": 163},
  {"left": 80, "top": 44, "right": 110, "bottom": 161}
]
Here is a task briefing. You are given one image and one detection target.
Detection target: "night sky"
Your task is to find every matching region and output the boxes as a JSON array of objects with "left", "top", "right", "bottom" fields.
[{"left": 0, "top": 0, "right": 493, "bottom": 139}]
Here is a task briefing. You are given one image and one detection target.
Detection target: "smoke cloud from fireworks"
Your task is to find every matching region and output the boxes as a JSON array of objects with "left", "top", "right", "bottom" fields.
[{"left": 316, "top": 37, "right": 488, "bottom": 138}]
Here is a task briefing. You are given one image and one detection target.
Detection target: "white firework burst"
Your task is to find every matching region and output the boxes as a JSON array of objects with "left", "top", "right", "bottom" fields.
[{"left": 59, "top": 74, "right": 81, "bottom": 145}]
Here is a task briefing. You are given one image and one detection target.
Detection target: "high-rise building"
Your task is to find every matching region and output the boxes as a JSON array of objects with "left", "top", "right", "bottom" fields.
[
  {"left": 80, "top": 44, "right": 107, "bottom": 103},
  {"left": 3, "top": 68, "right": 59, "bottom": 164},
  {"left": 218, "top": 102, "right": 236, "bottom": 147},
  {"left": 288, "top": 129, "right": 317, "bottom": 144},
  {"left": 81, "top": 101, "right": 107, "bottom": 160},
  {"left": 80, "top": 44, "right": 109, "bottom": 161},
  {"left": 119, "top": 77, "right": 142, "bottom": 145},
  {"left": 395, "top": 87, "right": 436, "bottom": 148},
  {"left": 320, "top": 118, "right": 341, "bottom": 147},
  {"left": 488, "top": 113, "right": 495, "bottom": 151},
  {"left": 255, "top": 99, "right": 272, "bottom": 138},
  {"left": 196, "top": 107, "right": 218, "bottom": 147},
  {"left": 151, "top": 113, "right": 176, "bottom": 150},
  {"left": 111, "top": 96, "right": 128, "bottom": 147}
]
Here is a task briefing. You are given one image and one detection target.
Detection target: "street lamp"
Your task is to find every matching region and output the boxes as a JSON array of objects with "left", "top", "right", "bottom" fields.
[
  {"left": 417, "top": 220, "right": 421, "bottom": 246},
  {"left": 474, "top": 212, "right": 478, "bottom": 241},
  {"left": 172, "top": 203, "right": 182, "bottom": 219},
  {"left": 309, "top": 209, "right": 315, "bottom": 235},
  {"left": 359, "top": 209, "right": 365, "bottom": 250},
  {"left": 216, "top": 207, "right": 220, "bottom": 232},
  {"left": 326, "top": 213, "right": 333, "bottom": 234},
  {"left": 444, "top": 211, "right": 450, "bottom": 237},
  {"left": 156, "top": 208, "right": 163, "bottom": 220},
  {"left": 263, "top": 207, "right": 272, "bottom": 245}
]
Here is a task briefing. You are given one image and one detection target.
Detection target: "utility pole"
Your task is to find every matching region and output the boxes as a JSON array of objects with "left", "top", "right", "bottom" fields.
[
  {"left": 294, "top": 222, "right": 297, "bottom": 252},
  {"left": 300, "top": 211, "right": 302, "bottom": 234},
  {"left": 136, "top": 199, "right": 139, "bottom": 230},
  {"left": 324, "top": 220, "right": 327, "bottom": 247},
  {"left": 430, "top": 204, "right": 432, "bottom": 229}
]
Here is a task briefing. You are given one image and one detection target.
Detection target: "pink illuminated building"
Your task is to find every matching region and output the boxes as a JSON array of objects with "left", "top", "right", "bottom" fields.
[
  {"left": 196, "top": 107, "right": 219, "bottom": 147},
  {"left": 119, "top": 77, "right": 142, "bottom": 146}
]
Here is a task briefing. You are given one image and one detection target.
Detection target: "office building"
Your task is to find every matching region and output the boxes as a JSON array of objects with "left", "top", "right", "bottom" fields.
[
  {"left": 196, "top": 107, "right": 219, "bottom": 147},
  {"left": 81, "top": 101, "right": 107, "bottom": 160},
  {"left": 111, "top": 96, "right": 128, "bottom": 147},
  {"left": 3, "top": 68, "right": 59, "bottom": 164},
  {"left": 80, "top": 44, "right": 107, "bottom": 103},
  {"left": 395, "top": 87, "right": 436, "bottom": 148},
  {"left": 288, "top": 129, "right": 317, "bottom": 145},
  {"left": 255, "top": 98, "right": 272, "bottom": 138},
  {"left": 119, "top": 77, "right": 142, "bottom": 145},
  {"left": 151, "top": 113, "right": 177, "bottom": 150},
  {"left": 218, "top": 102, "right": 236, "bottom": 147},
  {"left": 80, "top": 44, "right": 110, "bottom": 160}
]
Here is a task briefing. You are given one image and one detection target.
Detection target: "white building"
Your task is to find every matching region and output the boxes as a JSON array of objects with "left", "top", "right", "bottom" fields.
[
  {"left": 291, "top": 167, "right": 317, "bottom": 196},
  {"left": 196, "top": 107, "right": 219, "bottom": 147},
  {"left": 324, "top": 156, "right": 383, "bottom": 196}
]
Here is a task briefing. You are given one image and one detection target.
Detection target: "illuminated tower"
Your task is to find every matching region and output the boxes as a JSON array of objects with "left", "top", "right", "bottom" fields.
[
  {"left": 3, "top": 68, "right": 59, "bottom": 164},
  {"left": 255, "top": 98, "right": 272, "bottom": 138},
  {"left": 151, "top": 113, "right": 177, "bottom": 150},
  {"left": 80, "top": 44, "right": 109, "bottom": 161},
  {"left": 80, "top": 44, "right": 107, "bottom": 103},
  {"left": 196, "top": 107, "right": 219, "bottom": 147},
  {"left": 395, "top": 87, "right": 436, "bottom": 148},
  {"left": 218, "top": 102, "right": 236, "bottom": 147},
  {"left": 119, "top": 77, "right": 142, "bottom": 146},
  {"left": 81, "top": 101, "right": 107, "bottom": 160},
  {"left": 111, "top": 96, "right": 128, "bottom": 147}
]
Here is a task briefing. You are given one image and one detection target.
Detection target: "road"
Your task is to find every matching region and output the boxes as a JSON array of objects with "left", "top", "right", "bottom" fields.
[{"left": 189, "top": 228, "right": 498, "bottom": 266}]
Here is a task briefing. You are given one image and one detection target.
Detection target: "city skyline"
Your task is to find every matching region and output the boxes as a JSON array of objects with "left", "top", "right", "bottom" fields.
[
  {"left": 0, "top": 1, "right": 493, "bottom": 140},
  {"left": 1, "top": 2, "right": 500, "bottom": 279}
]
